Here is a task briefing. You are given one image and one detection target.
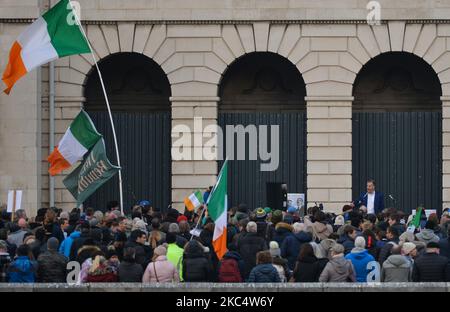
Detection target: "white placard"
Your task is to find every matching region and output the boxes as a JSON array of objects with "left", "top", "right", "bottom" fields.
[
  {"left": 411, "top": 209, "right": 436, "bottom": 218},
  {"left": 7, "top": 190, "right": 22, "bottom": 213},
  {"left": 287, "top": 193, "right": 305, "bottom": 210}
]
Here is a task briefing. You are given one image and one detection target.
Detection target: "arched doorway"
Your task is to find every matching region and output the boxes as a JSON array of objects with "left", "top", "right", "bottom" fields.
[
  {"left": 84, "top": 52, "right": 171, "bottom": 212},
  {"left": 353, "top": 52, "right": 442, "bottom": 213},
  {"left": 218, "top": 52, "right": 307, "bottom": 210}
]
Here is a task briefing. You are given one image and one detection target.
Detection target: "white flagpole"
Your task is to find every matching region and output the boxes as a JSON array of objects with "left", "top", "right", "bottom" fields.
[{"left": 71, "top": 2, "right": 124, "bottom": 215}]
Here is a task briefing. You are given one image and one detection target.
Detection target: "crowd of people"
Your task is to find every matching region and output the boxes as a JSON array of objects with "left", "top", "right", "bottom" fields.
[{"left": 0, "top": 197, "right": 450, "bottom": 284}]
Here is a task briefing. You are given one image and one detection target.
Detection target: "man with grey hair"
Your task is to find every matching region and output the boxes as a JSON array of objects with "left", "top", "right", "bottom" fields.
[
  {"left": 319, "top": 243, "right": 356, "bottom": 282},
  {"left": 237, "top": 221, "right": 267, "bottom": 280},
  {"left": 168, "top": 223, "right": 188, "bottom": 249},
  {"left": 281, "top": 222, "right": 313, "bottom": 270}
]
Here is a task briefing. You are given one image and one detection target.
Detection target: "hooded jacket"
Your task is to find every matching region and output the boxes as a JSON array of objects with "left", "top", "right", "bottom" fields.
[
  {"left": 345, "top": 248, "right": 375, "bottom": 282},
  {"left": 182, "top": 242, "right": 214, "bottom": 282},
  {"left": 59, "top": 231, "right": 81, "bottom": 258},
  {"left": 319, "top": 255, "right": 356, "bottom": 282},
  {"left": 281, "top": 231, "right": 313, "bottom": 270},
  {"left": 217, "top": 251, "right": 245, "bottom": 282},
  {"left": 7, "top": 256, "right": 38, "bottom": 283},
  {"left": 415, "top": 229, "right": 440, "bottom": 245},
  {"left": 381, "top": 255, "right": 411, "bottom": 282},
  {"left": 273, "top": 222, "right": 294, "bottom": 246},
  {"left": 247, "top": 263, "right": 281, "bottom": 283}
]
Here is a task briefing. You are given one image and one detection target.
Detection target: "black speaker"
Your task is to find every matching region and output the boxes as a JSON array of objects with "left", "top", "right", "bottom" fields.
[{"left": 266, "top": 182, "right": 288, "bottom": 211}]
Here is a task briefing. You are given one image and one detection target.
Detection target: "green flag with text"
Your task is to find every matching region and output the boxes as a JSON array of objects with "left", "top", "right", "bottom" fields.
[{"left": 63, "top": 138, "right": 120, "bottom": 205}]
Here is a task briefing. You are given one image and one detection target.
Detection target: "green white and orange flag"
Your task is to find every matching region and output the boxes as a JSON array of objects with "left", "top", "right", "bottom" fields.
[
  {"left": 184, "top": 190, "right": 204, "bottom": 211},
  {"left": 48, "top": 110, "right": 101, "bottom": 176},
  {"left": 2, "top": 0, "right": 90, "bottom": 94},
  {"left": 207, "top": 160, "right": 228, "bottom": 260}
]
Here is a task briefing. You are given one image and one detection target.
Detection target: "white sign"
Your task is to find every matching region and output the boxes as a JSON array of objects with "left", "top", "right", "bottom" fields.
[
  {"left": 411, "top": 209, "right": 436, "bottom": 218},
  {"left": 7, "top": 190, "right": 22, "bottom": 213},
  {"left": 287, "top": 193, "right": 305, "bottom": 210}
]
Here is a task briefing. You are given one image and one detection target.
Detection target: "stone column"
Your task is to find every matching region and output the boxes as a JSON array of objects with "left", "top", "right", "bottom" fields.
[
  {"left": 306, "top": 96, "right": 353, "bottom": 213},
  {"left": 443, "top": 98, "right": 450, "bottom": 209},
  {"left": 171, "top": 96, "right": 219, "bottom": 211}
]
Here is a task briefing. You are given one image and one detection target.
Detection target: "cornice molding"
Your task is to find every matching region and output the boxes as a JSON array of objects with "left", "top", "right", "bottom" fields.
[{"left": 2, "top": 18, "right": 450, "bottom": 25}]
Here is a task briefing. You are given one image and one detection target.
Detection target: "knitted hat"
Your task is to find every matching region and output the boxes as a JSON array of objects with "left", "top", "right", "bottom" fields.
[
  {"left": 264, "top": 207, "right": 272, "bottom": 214},
  {"left": 269, "top": 241, "right": 281, "bottom": 257},
  {"left": 401, "top": 242, "right": 416, "bottom": 255},
  {"left": 177, "top": 215, "right": 188, "bottom": 223},
  {"left": 256, "top": 208, "right": 267, "bottom": 219},
  {"left": 271, "top": 210, "right": 283, "bottom": 224},
  {"left": 287, "top": 206, "right": 298, "bottom": 214},
  {"left": 334, "top": 215, "right": 345, "bottom": 226},
  {"left": 354, "top": 236, "right": 366, "bottom": 249}
]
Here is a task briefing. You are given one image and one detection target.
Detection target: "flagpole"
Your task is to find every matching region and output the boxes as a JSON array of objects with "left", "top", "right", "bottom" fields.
[{"left": 71, "top": 3, "right": 124, "bottom": 215}]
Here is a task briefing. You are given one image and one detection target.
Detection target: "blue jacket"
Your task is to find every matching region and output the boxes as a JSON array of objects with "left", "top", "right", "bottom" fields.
[
  {"left": 345, "top": 250, "right": 375, "bottom": 283},
  {"left": 281, "top": 232, "right": 312, "bottom": 270},
  {"left": 356, "top": 192, "right": 385, "bottom": 215},
  {"left": 59, "top": 231, "right": 81, "bottom": 258},
  {"left": 247, "top": 264, "right": 281, "bottom": 283},
  {"left": 7, "top": 256, "right": 38, "bottom": 283}
]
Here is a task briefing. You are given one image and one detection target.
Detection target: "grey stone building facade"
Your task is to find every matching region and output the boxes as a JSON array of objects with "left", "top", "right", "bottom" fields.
[{"left": 1, "top": 0, "right": 450, "bottom": 215}]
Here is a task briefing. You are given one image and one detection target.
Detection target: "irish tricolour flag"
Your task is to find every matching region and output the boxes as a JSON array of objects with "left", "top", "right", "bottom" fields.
[
  {"left": 2, "top": 0, "right": 90, "bottom": 94},
  {"left": 48, "top": 110, "right": 101, "bottom": 176},
  {"left": 184, "top": 190, "right": 204, "bottom": 211},
  {"left": 207, "top": 160, "right": 228, "bottom": 260}
]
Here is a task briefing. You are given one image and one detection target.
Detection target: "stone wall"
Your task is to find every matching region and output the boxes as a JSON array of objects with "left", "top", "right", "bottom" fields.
[
  {"left": 4, "top": 0, "right": 450, "bottom": 21},
  {"left": 0, "top": 22, "right": 41, "bottom": 217},
  {"left": 2, "top": 1, "right": 450, "bottom": 214},
  {"left": 0, "top": 282, "right": 448, "bottom": 292}
]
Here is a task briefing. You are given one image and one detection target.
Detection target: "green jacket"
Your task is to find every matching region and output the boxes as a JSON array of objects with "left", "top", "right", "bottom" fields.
[{"left": 167, "top": 243, "right": 184, "bottom": 281}]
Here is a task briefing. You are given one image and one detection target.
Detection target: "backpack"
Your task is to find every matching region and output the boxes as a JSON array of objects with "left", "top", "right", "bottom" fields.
[{"left": 218, "top": 258, "right": 242, "bottom": 282}]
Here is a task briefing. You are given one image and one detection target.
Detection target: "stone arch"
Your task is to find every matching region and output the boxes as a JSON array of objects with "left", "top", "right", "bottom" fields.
[
  {"left": 217, "top": 51, "right": 307, "bottom": 210},
  {"left": 82, "top": 51, "right": 172, "bottom": 212},
  {"left": 352, "top": 51, "right": 443, "bottom": 213}
]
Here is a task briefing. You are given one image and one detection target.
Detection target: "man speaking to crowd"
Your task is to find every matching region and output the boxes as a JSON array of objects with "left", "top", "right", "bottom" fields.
[{"left": 354, "top": 179, "right": 385, "bottom": 215}]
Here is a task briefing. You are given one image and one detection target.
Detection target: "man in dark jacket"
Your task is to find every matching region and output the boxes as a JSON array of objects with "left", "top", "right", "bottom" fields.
[
  {"left": 338, "top": 225, "right": 357, "bottom": 255},
  {"left": 281, "top": 226, "right": 312, "bottom": 270},
  {"left": 118, "top": 247, "right": 144, "bottom": 282},
  {"left": 125, "top": 230, "right": 153, "bottom": 271},
  {"left": 412, "top": 242, "right": 450, "bottom": 282},
  {"left": 37, "top": 237, "right": 67, "bottom": 282},
  {"left": 69, "top": 222, "right": 91, "bottom": 261},
  {"left": 237, "top": 222, "right": 267, "bottom": 279},
  {"left": 438, "top": 228, "right": 450, "bottom": 259},
  {"left": 378, "top": 226, "right": 400, "bottom": 265}
]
